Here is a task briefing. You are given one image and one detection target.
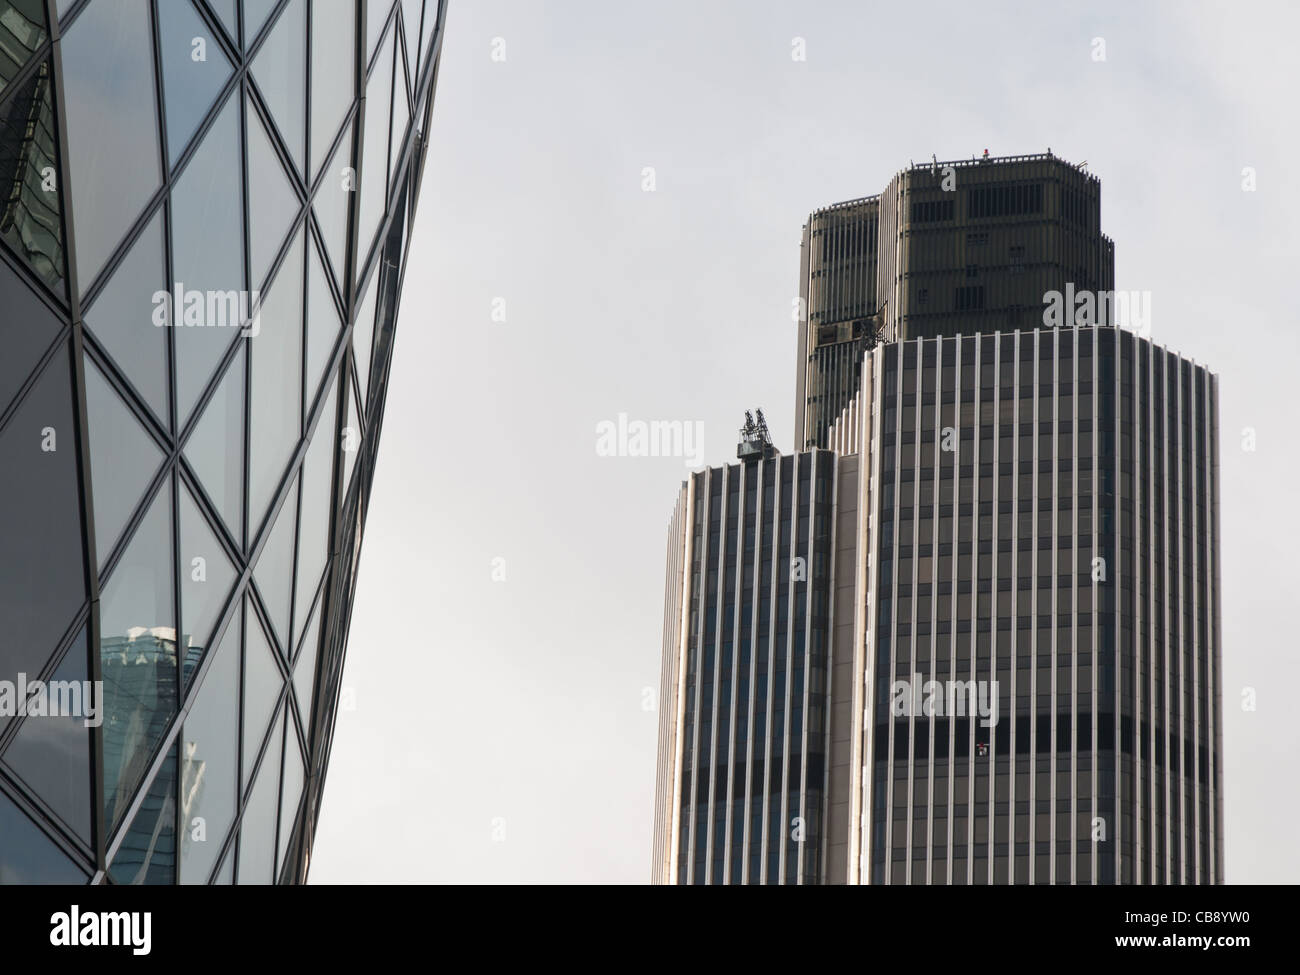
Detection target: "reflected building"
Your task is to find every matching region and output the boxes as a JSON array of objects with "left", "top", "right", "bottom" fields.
[{"left": 0, "top": 0, "right": 446, "bottom": 884}]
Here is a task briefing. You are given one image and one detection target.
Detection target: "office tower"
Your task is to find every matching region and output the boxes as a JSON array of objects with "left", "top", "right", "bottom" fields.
[
  {"left": 656, "top": 158, "right": 1223, "bottom": 886},
  {"left": 796, "top": 152, "right": 1116, "bottom": 451},
  {"left": 0, "top": 0, "right": 446, "bottom": 884}
]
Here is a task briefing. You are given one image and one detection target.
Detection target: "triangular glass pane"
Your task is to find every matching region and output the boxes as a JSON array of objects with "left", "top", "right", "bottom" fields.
[
  {"left": 184, "top": 342, "right": 245, "bottom": 544},
  {"left": 3, "top": 627, "right": 92, "bottom": 844},
  {"left": 242, "top": 598, "right": 283, "bottom": 790},
  {"left": 253, "top": 473, "right": 296, "bottom": 655},
  {"left": 107, "top": 741, "right": 177, "bottom": 883},
  {"left": 0, "top": 3, "right": 47, "bottom": 105},
  {"left": 236, "top": 702, "right": 282, "bottom": 884},
  {"left": 305, "top": 237, "right": 341, "bottom": 404},
  {"left": 312, "top": 118, "right": 355, "bottom": 294},
  {"left": 204, "top": 0, "right": 238, "bottom": 44},
  {"left": 61, "top": 0, "right": 161, "bottom": 292},
  {"left": 293, "top": 371, "right": 336, "bottom": 643},
  {"left": 99, "top": 483, "right": 177, "bottom": 831},
  {"left": 0, "top": 343, "right": 86, "bottom": 702},
  {"left": 353, "top": 263, "right": 379, "bottom": 406},
  {"left": 0, "top": 59, "right": 65, "bottom": 293},
  {"left": 277, "top": 710, "right": 304, "bottom": 872},
  {"left": 84, "top": 208, "right": 169, "bottom": 427},
  {"left": 158, "top": 0, "right": 233, "bottom": 167},
  {"left": 0, "top": 789, "right": 87, "bottom": 884},
  {"left": 341, "top": 385, "right": 362, "bottom": 498},
  {"left": 246, "top": 96, "right": 299, "bottom": 291},
  {"left": 179, "top": 483, "right": 237, "bottom": 688},
  {"left": 420, "top": 0, "right": 439, "bottom": 77},
  {"left": 251, "top": 0, "right": 305, "bottom": 176},
  {"left": 242, "top": 0, "right": 277, "bottom": 47},
  {"left": 356, "top": 29, "right": 393, "bottom": 278},
  {"left": 308, "top": 0, "right": 355, "bottom": 178},
  {"left": 179, "top": 616, "right": 238, "bottom": 884},
  {"left": 84, "top": 358, "right": 165, "bottom": 571},
  {"left": 401, "top": 0, "right": 421, "bottom": 90},
  {"left": 292, "top": 582, "right": 322, "bottom": 728},
  {"left": 388, "top": 36, "right": 411, "bottom": 183},
  {"left": 366, "top": 0, "right": 393, "bottom": 64},
  {"left": 248, "top": 226, "right": 303, "bottom": 530},
  {"left": 172, "top": 91, "right": 245, "bottom": 427}
]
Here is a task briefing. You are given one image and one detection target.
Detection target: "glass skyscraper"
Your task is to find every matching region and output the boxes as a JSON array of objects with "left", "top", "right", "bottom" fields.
[
  {"left": 656, "top": 156, "right": 1224, "bottom": 885},
  {"left": 0, "top": 0, "right": 445, "bottom": 884}
]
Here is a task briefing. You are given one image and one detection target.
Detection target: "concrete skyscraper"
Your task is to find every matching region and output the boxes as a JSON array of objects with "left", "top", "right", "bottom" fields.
[{"left": 655, "top": 154, "right": 1223, "bottom": 885}]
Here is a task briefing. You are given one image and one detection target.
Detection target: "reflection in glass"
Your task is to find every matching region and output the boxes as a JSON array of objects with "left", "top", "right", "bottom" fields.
[
  {"left": 3, "top": 628, "right": 91, "bottom": 843},
  {"left": 251, "top": 0, "right": 305, "bottom": 175},
  {"left": 179, "top": 618, "right": 238, "bottom": 883},
  {"left": 171, "top": 91, "right": 244, "bottom": 426},
  {"left": 248, "top": 228, "right": 303, "bottom": 531},
  {"left": 178, "top": 482, "right": 237, "bottom": 687},
  {"left": 108, "top": 742, "right": 176, "bottom": 884},
  {"left": 0, "top": 0, "right": 46, "bottom": 102},
  {"left": 0, "top": 789, "right": 87, "bottom": 884},
  {"left": 99, "top": 482, "right": 176, "bottom": 830},
  {"left": 157, "top": 0, "right": 232, "bottom": 167},
  {"left": 84, "top": 209, "right": 169, "bottom": 426},
  {"left": 0, "top": 59, "right": 64, "bottom": 291},
  {"left": 61, "top": 0, "right": 160, "bottom": 290},
  {"left": 84, "top": 357, "right": 164, "bottom": 571}
]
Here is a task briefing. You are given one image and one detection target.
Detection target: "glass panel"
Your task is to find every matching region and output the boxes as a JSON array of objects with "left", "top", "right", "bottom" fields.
[
  {"left": 62, "top": 0, "right": 161, "bottom": 290},
  {"left": 246, "top": 94, "right": 298, "bottom": 292},
  {"left": 242, "top": 599, "right": 282, "bottom": 789},
  {"left": 277, "top": 711, "right": 304, "bottom": 871},
  {"left": 171, "top": 91, "right": 245, "bottom": 427},
  {"left": 308, "top": 0, "right": 355, "bottom": 178},
  {"left": 419, "top": 0, "right": 439, "bottom": 76},
  {"left": 352, "top": 264, "right": 378, "bottom": 406},
  {"left": 0, "top": 343, "right": 85, "bottom": 691},
  {"left": 355, "top": 29, "right": 393, "bottom": 279},
  {"left": 253, "top": 473, "right": 296, "bottom": 654},
  {"left": 251, "top": 0, "right": 305, "bottom": 176},
  {"left": 213, "top": 845, "right": 234, "bottom": 883},
  {"left": 99, "top": 481, "right": 176, "bottom": 830},
  {"left": 179, "top": 616, "right": 238, "bottom": 884},
  {"left": 248, "top": 226, "right": 302, "bottom": 531},
  {"left": 157, "top": 0, "right": 233, "bottom": 167},
  {"left": 293, "top": 371, "right": 336, "bottom": 643},
  {"left": 400, "top": 0, "right": 420, "bottom": 89},
  {"left": 84, "top": 358, "right": 164, "bottom": 571},
  {"left": 388, "top": 38, "right": 410, "bottom": 184},
  {"left": 242, "top": 0, "right": 277, "bottom": 46},
  {"left": 0, "top": 248, "right": 58, "bottom": 417},
  {"left": 0, "top": 1, "right": 46, "bottom": 100},
  {"left": 0, "top": 59, "right": 64, "bottom": 292},
  {"left": 107, "top": 742, "right": 177, "bottom": 884},
  {"left": 178, "top": 482, "right": 237, "bottom": 687},
  {"left": 206, "top": 0, "right": 237, "bottom": 43},
  {"left": 236, "top": 702, "right": 282, "bottom": 884},
  {"left": 312, "top": 118, "right": 354, "bottom": 292},
  {"left": 366, "top": 0, "right": 392, "bottom": 64},
  {"left": 0, "top": 789, "right": 87, "bottom": 884},
  {"left": 2, "top": 627, "right": 91, "bottom": 843},
  {"left": 184, "top": 342, "right": 244, "bottom": 543},
  {"left": 341, "top": 385, "right": 361, "bottom": 497},
  {"left": 83, "top": 208, "right": 169, "bottom": 427},
  {"left": 292, "top": 583, "right": 321, "bottom": 729},
  {"left": 305, "top": 236, "right": 340, "bottom": 405}
]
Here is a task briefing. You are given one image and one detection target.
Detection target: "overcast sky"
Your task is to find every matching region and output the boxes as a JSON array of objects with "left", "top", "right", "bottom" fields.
[{"left": 310, "top": 0, "right": 1300, "bottom": 883}]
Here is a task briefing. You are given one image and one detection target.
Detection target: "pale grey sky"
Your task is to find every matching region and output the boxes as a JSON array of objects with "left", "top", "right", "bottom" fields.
[{"left": 311, "top": 0, "right": 1300, "bottom": 883}]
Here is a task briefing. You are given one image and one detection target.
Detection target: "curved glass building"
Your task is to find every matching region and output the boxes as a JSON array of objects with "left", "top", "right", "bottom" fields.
[{"left": 0, "top": 0, "right": 446, "bottom": 884}]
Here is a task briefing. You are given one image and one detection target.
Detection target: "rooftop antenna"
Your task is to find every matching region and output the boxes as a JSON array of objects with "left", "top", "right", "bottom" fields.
[{"left": 737, "top": 408, "right": 776, "bottom": 462}]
